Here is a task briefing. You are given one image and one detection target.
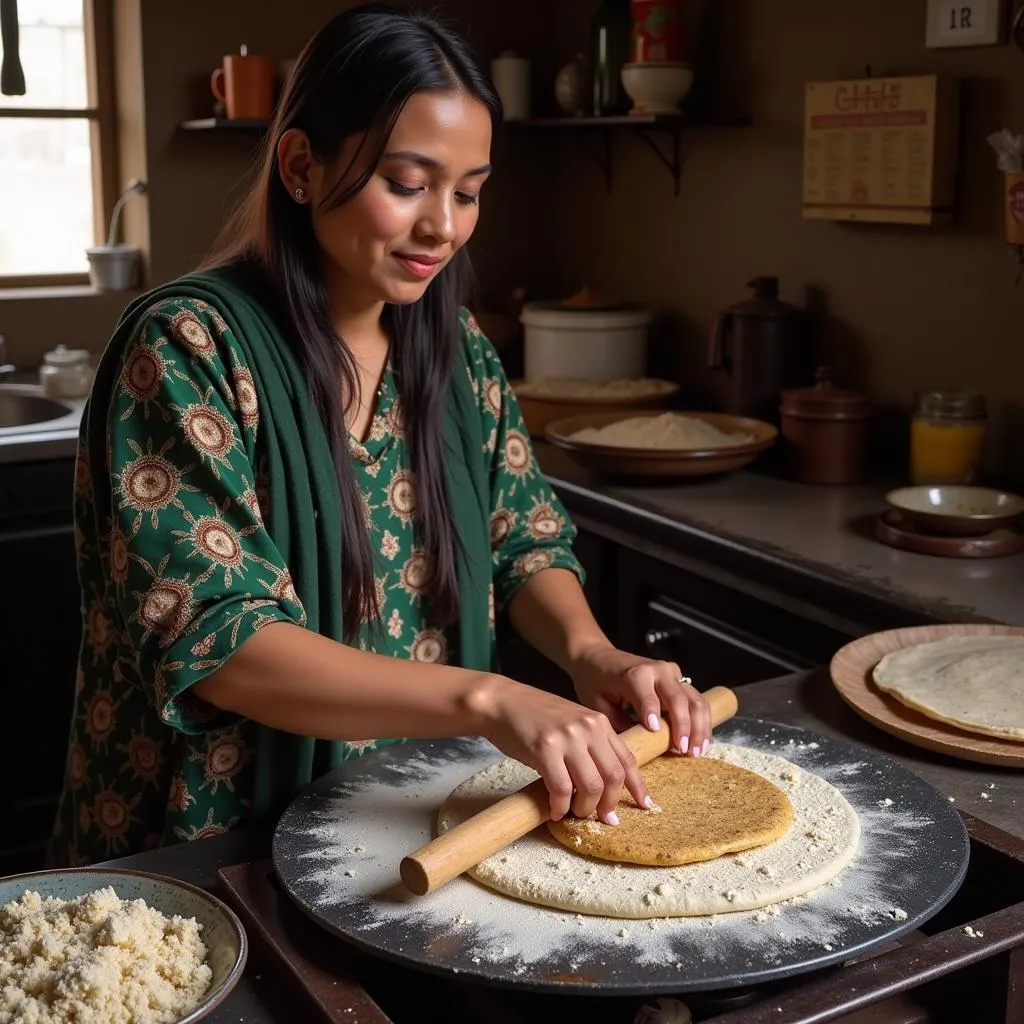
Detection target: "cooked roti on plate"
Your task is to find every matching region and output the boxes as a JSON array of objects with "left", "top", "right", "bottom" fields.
[{"left": 872, "top": 635, "right": 1024, "bottom": 742}]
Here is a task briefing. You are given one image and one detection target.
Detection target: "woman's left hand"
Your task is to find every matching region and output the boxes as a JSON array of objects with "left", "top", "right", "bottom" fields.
[{"left": 569, "top": 645, "right": 711, "bottom": 757}]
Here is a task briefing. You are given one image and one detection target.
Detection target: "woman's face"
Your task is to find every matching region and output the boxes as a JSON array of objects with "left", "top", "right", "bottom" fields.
[{"left": 307, "top": 90, "right": 492, "bottom": 310}]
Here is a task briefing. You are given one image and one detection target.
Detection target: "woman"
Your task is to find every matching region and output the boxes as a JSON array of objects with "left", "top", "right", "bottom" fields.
[{"left": 49, "top": 3, "right": 710, "bottom": 867}]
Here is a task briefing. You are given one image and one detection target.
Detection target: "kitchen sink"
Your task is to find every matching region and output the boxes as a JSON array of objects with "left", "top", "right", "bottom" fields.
[{"left": 0, "top": 389, "right": 73, "bottom": 429}]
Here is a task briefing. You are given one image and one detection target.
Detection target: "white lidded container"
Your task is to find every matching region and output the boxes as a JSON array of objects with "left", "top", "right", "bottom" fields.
[
  {"left": 520, "top": 297, "right": 651, "bottom": 381},
  {"left": 39, "top": 344, "right": 94, "bottom": 399}
]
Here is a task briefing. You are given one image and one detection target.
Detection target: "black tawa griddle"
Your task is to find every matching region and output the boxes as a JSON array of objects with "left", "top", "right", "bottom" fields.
[{"left": 272, "top": 718, "right": 969, "bottom": 995}]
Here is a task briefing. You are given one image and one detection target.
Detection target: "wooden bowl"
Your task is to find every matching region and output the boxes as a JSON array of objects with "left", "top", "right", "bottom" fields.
[
  {"left": 544, "top": 410, "right": 777, "bottom": 479},
  {"left": 511, "top": 378, "right": 680, "bottom": 437},
  {"left": 884, "top": 485, "right": 1024, "bottom": 537}
]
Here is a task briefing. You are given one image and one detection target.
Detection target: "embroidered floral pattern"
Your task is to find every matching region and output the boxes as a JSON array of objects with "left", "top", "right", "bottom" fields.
[{"left": 48, "top": 300, "right": 581, "bottom": 868}]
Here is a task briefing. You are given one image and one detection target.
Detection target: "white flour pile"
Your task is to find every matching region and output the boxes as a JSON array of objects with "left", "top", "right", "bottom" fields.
[
  {"left": 279, "top": 730, "right": 944, "bottom": 977},
  {"left": 570, "top": 413, "right": 754, "bottom": 450},
  {"left": 0, "top": 887, "right": 212, "bottom": 1024},
  {"left": 439, "top": 744, "right": 860, "bottom": 918}
]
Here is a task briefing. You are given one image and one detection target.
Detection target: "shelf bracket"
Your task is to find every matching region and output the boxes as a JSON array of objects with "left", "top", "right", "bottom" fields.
[
  {"left": 578, "top": 128, "right": 614, "bottom": 193},
  {"left": 633, "top": 122, "right": 683, "bottom": 197}
]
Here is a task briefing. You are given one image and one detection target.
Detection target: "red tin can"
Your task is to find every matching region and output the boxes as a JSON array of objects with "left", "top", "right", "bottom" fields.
[{"left": 631, "top": 0, "right": 684, "bottom": 63}]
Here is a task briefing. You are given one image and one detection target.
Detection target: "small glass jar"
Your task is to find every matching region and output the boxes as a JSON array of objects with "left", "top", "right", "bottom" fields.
[
  {"left": 39, "top": 345, "right": 94, "bottom": 399},
  {"left": 909, "top": 390, "right": 987, "bottom": 485}
]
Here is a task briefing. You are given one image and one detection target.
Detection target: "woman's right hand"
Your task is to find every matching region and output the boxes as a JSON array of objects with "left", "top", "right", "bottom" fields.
[{"left": 473, "top": 676, "right": 651, "bottom": 826}]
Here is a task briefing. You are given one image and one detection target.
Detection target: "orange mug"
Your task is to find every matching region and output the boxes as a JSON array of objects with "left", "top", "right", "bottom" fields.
[
  {"left": 1005, "top": 171, "right": 1024, "bottom": 246},
  {"left": 211, "top": 52, "right": 276, "bottom": 120}
]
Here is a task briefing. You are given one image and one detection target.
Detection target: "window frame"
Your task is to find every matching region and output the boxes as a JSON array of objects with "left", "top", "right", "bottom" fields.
[{"left": 0, "top": 0, "right": 118, "bottom": 288}]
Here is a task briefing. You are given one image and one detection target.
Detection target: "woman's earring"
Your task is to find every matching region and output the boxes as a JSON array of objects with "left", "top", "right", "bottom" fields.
[{"left": 294, "top": 187, "right": 305, "bottom": 202}]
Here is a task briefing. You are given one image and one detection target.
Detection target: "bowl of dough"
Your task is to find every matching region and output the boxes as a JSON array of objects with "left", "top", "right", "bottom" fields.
[
  {"left": 0, "top": 867, "right": 247, "bottom": 1023},
  {"left": 544, "top": 409, "right": 777, "bottom": 478},
  {"left": 511, "top": 377, "right": 680, "bottom": 438}
]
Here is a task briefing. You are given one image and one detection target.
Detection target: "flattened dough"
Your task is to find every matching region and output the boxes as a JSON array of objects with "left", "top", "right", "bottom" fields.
[
  {"left": 547, "top": 756, "right": 794, "bottom": 866},
  {"left": 873, "top": 636, "right": 1024, "bottom": 742},
  {"left": 438, "top": 744, "right": 860, "bottom": 919}
]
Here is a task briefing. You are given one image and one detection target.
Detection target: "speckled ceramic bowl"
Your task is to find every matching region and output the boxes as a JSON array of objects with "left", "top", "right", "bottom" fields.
[
  {"left": 0, "top": 868, "right": 247, "bottom": 1022},
  {"left": 885, "top": 485, "right": 1024, "bottom": 537}
]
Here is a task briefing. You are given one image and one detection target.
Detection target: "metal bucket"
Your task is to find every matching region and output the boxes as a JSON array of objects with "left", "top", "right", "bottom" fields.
[{"left": 85, "top": 244, "right": 141, "bottom": 291}]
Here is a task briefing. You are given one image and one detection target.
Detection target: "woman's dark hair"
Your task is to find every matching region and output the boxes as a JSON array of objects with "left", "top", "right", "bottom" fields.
[{"left": 205, "top": 4, "right": 501, "bottom": 638}]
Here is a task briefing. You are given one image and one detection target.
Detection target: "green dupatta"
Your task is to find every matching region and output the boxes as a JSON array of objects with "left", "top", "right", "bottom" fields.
[{"left": 85, "top": 268, "right": 493, "bottom": 819}]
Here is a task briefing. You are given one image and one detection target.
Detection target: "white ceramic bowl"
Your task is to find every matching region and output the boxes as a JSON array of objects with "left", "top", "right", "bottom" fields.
[
  {"left": 885, "top": 485, "right": 1024, "bottom": 537},
  {"left": 621, "top": 62, "right": 694, "bottom": 116}
]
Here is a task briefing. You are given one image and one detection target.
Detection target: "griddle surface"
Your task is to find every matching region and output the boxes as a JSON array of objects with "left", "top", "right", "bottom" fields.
[{"left": 273, "top": 719, "right": 968, "bottom": 995}]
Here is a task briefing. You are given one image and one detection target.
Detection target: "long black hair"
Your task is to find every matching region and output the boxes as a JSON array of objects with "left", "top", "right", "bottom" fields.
[{"left": 206, "top": 4, "right": 502, "bottom": 638}]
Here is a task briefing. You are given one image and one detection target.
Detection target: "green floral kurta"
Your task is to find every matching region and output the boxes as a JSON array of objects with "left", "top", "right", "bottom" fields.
[{"left": 48, "top": 299, "right": 581, "bottom": 867}]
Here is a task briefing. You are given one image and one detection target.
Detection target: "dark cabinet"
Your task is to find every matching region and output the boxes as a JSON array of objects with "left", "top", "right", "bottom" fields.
[
  {"left": 496, "top": 526, "right": 615, "bottom": 700},
  {"left": 497, "top": 524, "right": 856, "bottom": 700},
  {"left": 0, "top": 458, "right": 80, "bottom": 875},
  {"left": 640, "top": 596, "right": 812, "bottom": 688},
  {"left": 615, "top": 548, "right": 855, "bottom": 690}
]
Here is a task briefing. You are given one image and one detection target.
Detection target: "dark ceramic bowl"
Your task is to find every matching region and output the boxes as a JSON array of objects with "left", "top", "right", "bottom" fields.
[
  {"left": 885, "top": 485, "right": 1024, "bottom": 537},
  {"left": 0, "top": 867, "right": 247, "bottom": 1022}
]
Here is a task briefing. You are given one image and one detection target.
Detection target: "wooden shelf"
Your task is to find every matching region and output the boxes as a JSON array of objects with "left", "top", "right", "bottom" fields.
[
  {"left": 508, "top": 111, "right": 751, "bottom": 197},
  {"left": 176, "top": 111, "right": 751, "bottom": 196},
  {"left": 179, "top": 117, "right": 269, "bottom": 131},
  {"left": 510, "top": 112, "right": 751, "bottom": 129}
]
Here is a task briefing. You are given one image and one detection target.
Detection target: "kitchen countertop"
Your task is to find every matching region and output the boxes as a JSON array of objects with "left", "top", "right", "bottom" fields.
[
  {"left": 536, "top": 443, "right": 1024, "bottom": 628},
  {"left": 6, "top": 396, "right": 1021, "bottom": 626},
  {"left": 94, "top": 667, "right": 1024, "bottom": 1022}
]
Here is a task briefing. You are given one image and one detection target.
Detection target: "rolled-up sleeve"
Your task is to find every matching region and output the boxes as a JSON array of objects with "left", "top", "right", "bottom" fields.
[
  {"left": 460, "top": 311, "right": 585, "bottom": 613},
  {"left": 106, "top": 300, "right": 306, "bottom": 733}
]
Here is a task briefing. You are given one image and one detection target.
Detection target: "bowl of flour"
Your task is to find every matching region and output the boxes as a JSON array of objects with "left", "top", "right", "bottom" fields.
[
  {"left": 545, "top": 410, "right": 777, "bottom": 478},
  {"left": 0, "top": 868, "right": 247, "bottom": 1024}
]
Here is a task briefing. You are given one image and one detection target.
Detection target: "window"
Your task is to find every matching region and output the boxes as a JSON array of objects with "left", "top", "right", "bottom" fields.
[{"left": 0, "top": 0, "right": 115, "bottom": 285}]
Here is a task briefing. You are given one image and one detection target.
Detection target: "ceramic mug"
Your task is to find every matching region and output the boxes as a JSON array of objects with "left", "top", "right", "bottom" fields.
[{"left": 211, "top": 52, "right": 276, "bottom": 120}]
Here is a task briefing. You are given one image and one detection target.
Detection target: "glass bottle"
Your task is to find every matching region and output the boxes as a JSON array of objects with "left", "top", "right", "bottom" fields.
[
  {"left": 909, "top": 390, "right": 987, "bottom": 485},
  {"left": 589, "top": 0, "right": 632, "bottom": 116}
]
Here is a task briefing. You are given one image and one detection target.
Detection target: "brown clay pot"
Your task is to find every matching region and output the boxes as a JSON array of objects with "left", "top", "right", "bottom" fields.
[{"left": 779, "top": 367, "right": 873, "bottom": 485}]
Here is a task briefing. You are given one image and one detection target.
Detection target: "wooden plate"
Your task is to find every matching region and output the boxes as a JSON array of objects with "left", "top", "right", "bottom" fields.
[
  {"left": 544, "top": 410, "right": 777, "bottom": 479},
  {"left": 830, "top": 623, "right": 1024, "bottom": 767},
  {"left": 876, "top": 510, "right": 1024, "bottom": 558}
]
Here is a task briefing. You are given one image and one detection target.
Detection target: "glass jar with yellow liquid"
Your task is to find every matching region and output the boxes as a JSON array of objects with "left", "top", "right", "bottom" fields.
[{"left": 909, "top": 390, "right": 987, "bottom": 485}]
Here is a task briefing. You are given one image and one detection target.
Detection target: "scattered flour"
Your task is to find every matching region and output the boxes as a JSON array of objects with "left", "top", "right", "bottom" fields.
[
  {"left": 964, "top": 925, "right": 984, "bottom": 938},
  {"left": 0, "top": 887, "right": 211, "bottom": 1024},
  {"left": 439, "top": 744, "right": 861, "bottom": 919},
  {"left": 276, "top": 726, "right": 961, "bottom": 988}
]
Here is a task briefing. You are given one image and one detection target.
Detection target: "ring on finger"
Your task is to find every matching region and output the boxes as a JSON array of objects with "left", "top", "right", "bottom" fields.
[{"left": 677, "top": 675, "right": 692, "bottom": 686}]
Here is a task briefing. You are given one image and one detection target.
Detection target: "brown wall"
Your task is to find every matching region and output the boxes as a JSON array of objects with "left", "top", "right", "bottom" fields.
[
  {"left": 2, "top": 0, "right": 1021, "bottom": 485},
  {"left": 520, "top": 0, "right": 1024, "bottom": 486},
  {"left": 0, "top": 0, "right": 546, "bottom": 362}
]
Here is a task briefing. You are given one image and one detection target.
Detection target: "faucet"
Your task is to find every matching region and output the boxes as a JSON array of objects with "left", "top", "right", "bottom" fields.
[{"left": 0, "top": 334, "right": 14, "bottom": 378}]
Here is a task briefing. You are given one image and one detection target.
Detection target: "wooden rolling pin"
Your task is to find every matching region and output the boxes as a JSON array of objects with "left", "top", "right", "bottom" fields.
[{"left": 400, "top": 685, "right": 739, "bottom": 896}]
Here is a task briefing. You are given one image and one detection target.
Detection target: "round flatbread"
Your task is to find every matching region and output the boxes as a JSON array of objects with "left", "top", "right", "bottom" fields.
[
  {"left": 437, "top": 743, "right": 860, "bottom": 919},
  {"left": 873, "top": 635, "right": 1024, "bottom": 742},
  {"left": 546, "top": 755, "right": 794, "bottom": 866}
]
